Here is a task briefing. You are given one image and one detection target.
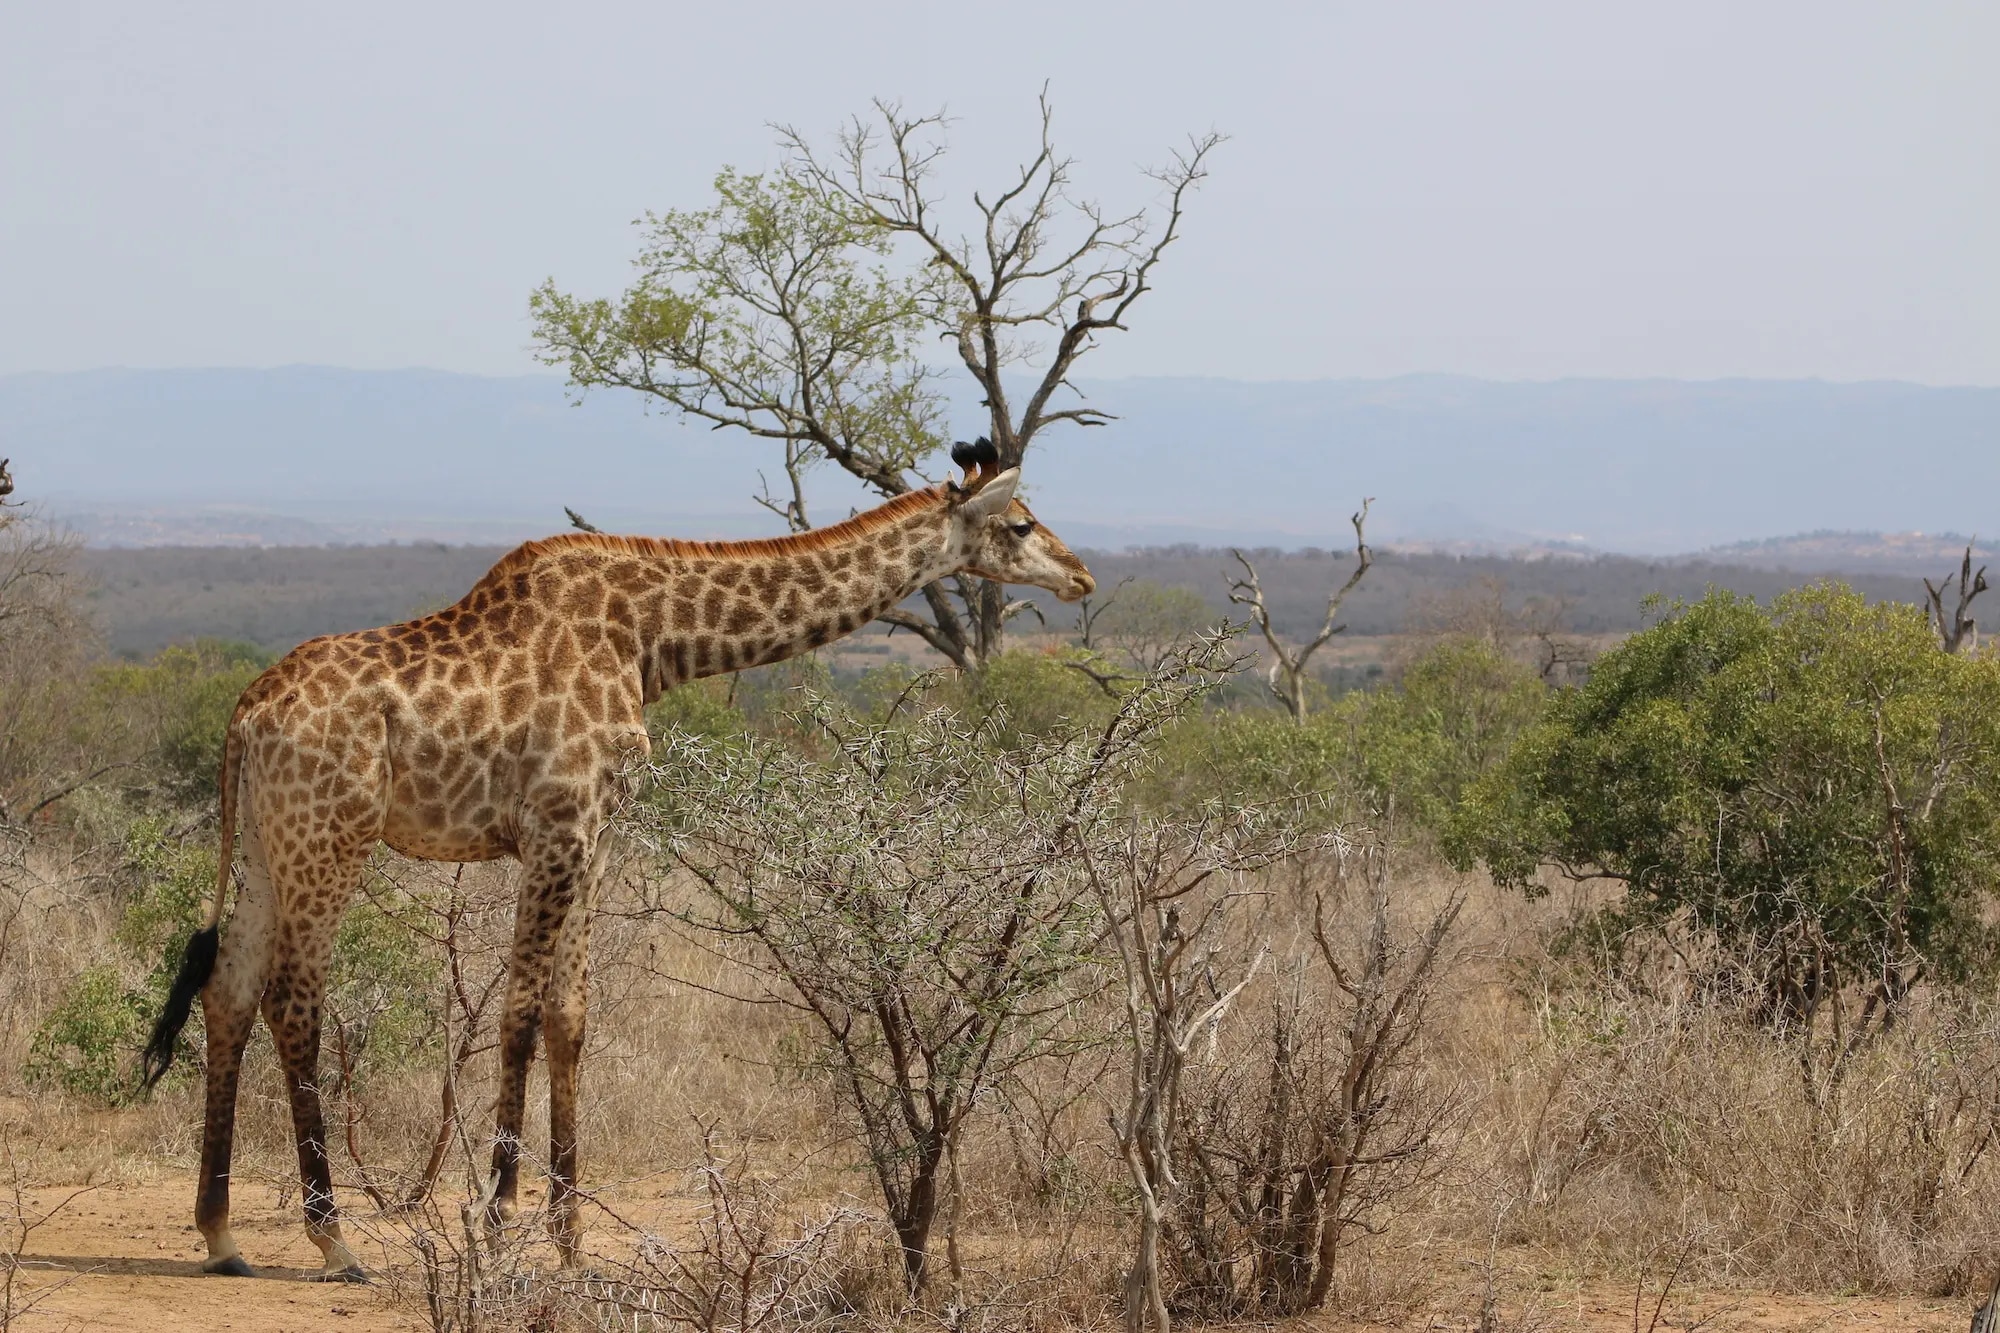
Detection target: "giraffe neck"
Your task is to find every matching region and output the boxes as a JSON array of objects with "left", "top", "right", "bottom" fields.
[{"left": 617, "top": 488, "right": 960, "bottom": 692}]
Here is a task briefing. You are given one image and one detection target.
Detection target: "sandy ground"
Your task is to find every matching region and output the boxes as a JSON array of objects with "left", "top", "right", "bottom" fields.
[
  {"left": 4, "top": 1180, "right": 406, "bottom": 1332},
  {"left": 2, "top": 1174, "right": 1984, "bottom": 1331},
  {"left": 1426, "top": 1285, "right": 1973, "bottom": 1331}
]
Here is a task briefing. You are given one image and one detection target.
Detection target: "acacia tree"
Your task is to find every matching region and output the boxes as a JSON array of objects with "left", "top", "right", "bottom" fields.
[
  {"left": 532, "top": 96, "right": 1220, "bottom": 668},
  {"left": 632, "top": 637, "right": 1243, "bottom": 1292},
  {"left": 1094, "top": 581, "right": 1215, "bottom": 671}
]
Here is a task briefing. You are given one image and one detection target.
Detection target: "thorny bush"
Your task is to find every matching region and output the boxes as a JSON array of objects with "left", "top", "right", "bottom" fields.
[{"left": 627, "top": 634, "right": 1263, "bottom": 1293}]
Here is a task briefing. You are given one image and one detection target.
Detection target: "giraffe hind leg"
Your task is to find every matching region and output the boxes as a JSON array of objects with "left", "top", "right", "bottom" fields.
[
  {"left": 195, "top": 807, "right": 278, "bottom": 1277},
  {"left": 263, "top": 930, "right": 369, "bottom": 1282},
  {"left": 196, "top": 985, "right": 259, "bottom": 1279},
  {"left": 197, "top": 980, "right": 261, "bottom": 1277},
  {"left": 258, "top": 826, "right": 379, "bottom": 1282}
]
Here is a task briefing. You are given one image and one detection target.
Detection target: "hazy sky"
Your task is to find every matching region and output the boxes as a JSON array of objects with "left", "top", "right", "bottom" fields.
[{"left": 5, "top": 2, "right": 1995, "bottom": 384}]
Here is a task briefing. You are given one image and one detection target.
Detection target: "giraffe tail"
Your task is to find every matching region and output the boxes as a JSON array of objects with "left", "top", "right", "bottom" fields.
[{"left": 140, "top": 708, "right": 243, "bottom": 1090}]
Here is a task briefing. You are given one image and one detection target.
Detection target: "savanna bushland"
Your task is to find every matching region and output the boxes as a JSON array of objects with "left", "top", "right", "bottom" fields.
[
  {"left": 10, "top": 465, "right": 2000, "bottom": 1331},
  {"left": 9, "top": 100, "right": 2000, "bottom": 1333}
]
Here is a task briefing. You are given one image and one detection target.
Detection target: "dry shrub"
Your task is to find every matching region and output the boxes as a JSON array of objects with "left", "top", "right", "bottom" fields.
[
  {"left": 0, "top": 505, "right": 104, "bottom": 825},
  {"left": 1146, "top": 845, "right": 1469, "bottom": 1322},
  {"left": 370, "top": 1128, "right": 879, "bottom": 1333},
  {"left": 1495, "top": 930, "right": 2000, "bottom": 1295},
  {"left": 16, "top": 791, "right": 2000, "bottom": 1328},
  {"left": 633, "top": 638, "right": 1252, "bottom": 1297},
  {"left": 0, "top": 836, "right": 194, "bottom": 1144},
  {"left": 0, "top": 1149, "right": 96, "bottom": 1332}
]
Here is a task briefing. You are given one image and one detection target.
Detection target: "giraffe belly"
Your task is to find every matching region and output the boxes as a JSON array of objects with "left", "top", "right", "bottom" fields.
[
  {"left": 379, "top": 752, "right": 519, "bottom": 863},
  {"left": 379, "top": 815, "right": 514, "bottom": 863}
]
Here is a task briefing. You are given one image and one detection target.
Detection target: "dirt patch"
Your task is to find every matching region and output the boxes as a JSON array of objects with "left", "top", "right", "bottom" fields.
[
  {"left": 5, "top": 1180, "right": 405, "bottom": 1331},
  {"left": 1464, "top": 1282, "right": 1972, "bottom": 1331},
  {"left": 6, "top": 1173, "right": 1988, "bottom": 1331}
]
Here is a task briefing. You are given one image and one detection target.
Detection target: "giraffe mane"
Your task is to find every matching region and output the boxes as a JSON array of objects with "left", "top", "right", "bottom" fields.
[{"left": 483, "top": 486, "right": 953, "bottom": 577}]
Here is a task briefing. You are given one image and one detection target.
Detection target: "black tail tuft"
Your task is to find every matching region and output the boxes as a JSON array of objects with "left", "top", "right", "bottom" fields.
[{"left": 141, "top": 925, "right": 219, "bottom": 1090}]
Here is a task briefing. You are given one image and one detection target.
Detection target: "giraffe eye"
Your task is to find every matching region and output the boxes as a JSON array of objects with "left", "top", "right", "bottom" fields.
[{"left": 1010, "top": 520, "right": 1035, "bottom": 538}]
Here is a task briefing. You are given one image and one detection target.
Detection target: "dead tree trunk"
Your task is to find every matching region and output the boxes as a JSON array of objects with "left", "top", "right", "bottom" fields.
[
  {"left": 1227, "top": 499, "right": 1373, "bottom": 722},
  {"left": 1924, "top": 545, "right": 1988, "bottom": 654}
]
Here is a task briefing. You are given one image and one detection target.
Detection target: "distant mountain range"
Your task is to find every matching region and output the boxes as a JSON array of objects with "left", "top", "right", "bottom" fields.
[
  {"left": 11, "top": 366, "right": 1998, "bottom": 565},
  {"left": 1696, "top": 530, "right": 1989, "bottom": 574}
]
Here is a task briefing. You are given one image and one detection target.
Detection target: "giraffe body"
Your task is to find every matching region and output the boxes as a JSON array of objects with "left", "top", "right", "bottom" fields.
[{"left": 143, "top": 467, "right": 1092, "bottom": 1278}]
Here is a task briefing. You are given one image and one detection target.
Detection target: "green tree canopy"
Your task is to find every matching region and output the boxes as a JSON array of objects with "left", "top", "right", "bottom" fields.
[
  {"left": 1450, "top": 583, "right": 2000, "bottom": 1011},
  {"left": 1355, "top": 638, "right": 1548, "bottom": 832},
  {"left": 1140, "top": 637, "right": 1545, "bottom": 833}
]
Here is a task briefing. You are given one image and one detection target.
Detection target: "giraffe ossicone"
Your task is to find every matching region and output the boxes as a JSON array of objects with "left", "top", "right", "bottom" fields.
[{"left": 139, "top": 459, "right": 1094, "bottom": 1278}]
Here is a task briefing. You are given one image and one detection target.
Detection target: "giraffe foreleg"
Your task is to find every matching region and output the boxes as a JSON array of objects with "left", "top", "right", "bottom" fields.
[
  {"left": 195, "top": 982, "right": 260, "bottom": 1277},
  {"left": 544, "top": 833, "right": 608, "bottom": 1268},
  {"left": 488, "top": 828, "right": 592, "bottom": 1238}
]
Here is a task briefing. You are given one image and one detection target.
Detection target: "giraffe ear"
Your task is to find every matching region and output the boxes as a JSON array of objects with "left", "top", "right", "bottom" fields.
[{"left": 955, "top": 468, "right": 1020, "bottom": 520}]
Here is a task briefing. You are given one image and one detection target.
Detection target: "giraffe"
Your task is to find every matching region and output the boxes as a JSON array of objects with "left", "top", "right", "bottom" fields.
[{"left": 139, "top": 445, "right": 1094, "bottom": 1281}]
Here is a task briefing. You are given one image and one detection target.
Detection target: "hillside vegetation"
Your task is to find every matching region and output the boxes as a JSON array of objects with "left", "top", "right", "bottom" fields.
[{"left": 77, "top": 540, "right": 1930, "bottom": 658}]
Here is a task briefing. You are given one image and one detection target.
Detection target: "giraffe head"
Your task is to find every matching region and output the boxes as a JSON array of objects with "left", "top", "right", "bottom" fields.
[{"left": 942, "top": 450, "right": 1095, "bottom": 602}]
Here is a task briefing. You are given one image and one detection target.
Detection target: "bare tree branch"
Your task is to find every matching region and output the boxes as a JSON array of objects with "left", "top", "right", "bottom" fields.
[
  {"left": 1227, "top": 499, "right": 1374, "bottom": 722},
  {"left": 1062, "top": 658, "right": 1141, "bottom": 698},
  {"left": 1924, "top": 543, "right": 1988, "bottom": 654},
  {"left": 766, "top": 98, "right": 1222, "bottom": 663},
  {"left": 1074, "top": 575, "right": 1135, "bottom": 651}
]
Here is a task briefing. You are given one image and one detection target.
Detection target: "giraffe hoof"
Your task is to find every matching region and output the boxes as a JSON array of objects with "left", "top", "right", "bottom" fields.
[
  {"left": 202, "top": 1254, "right": 258, "bottom": 1278},
  {"left": 312, "top": 1265, "right": 370, "bottom": 1284}
]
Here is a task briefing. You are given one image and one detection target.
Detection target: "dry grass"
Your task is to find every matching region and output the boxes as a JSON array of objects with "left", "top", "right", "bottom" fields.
[{"left": 6, "top": 828, "right": 2000, "bottom": 1330}]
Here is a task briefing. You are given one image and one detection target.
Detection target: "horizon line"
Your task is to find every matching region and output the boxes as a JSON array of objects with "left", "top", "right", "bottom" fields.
[{"left": 6, "top": 364, "right": 1999, "bottom": 392}]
